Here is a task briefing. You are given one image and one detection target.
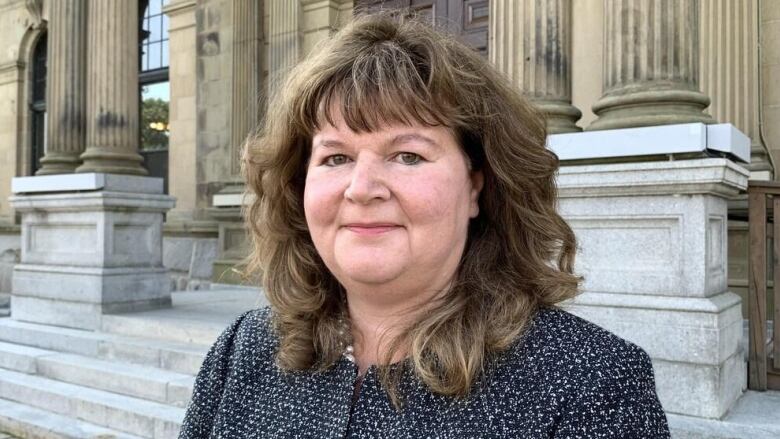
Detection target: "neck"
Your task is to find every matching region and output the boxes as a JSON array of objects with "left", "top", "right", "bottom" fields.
[{"left": 344, "top": 279, "right": 452, "bottom": 375}]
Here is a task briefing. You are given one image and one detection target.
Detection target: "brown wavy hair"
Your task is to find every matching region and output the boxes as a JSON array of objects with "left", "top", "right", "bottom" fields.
[{"left": 240, "top": 10, "right": 583, "bottom": 409}]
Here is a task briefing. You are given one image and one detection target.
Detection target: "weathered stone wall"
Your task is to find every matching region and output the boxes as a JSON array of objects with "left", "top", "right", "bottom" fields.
[
  {"left": 165, "top": 0, "right": 199, "bottom": 223},
  {"left": 0, "top": 0, "right": 47, "bottom": 225},
  {"left": 762, "top": 1, "right": 780, "bottom": 175},
  {"left": 195, "top": 0, "right": 237, "bottom": 209},
  {"left": 0, "top": 227, "right": 20, "bottom": 295},
  {"left": 570, "top": 0, "right": 602, "bottom": 128}
]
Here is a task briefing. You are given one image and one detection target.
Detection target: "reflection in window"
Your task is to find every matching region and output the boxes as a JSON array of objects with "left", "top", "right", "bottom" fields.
[
  {"left": 30, "top": 32, "right": 47, "bottom": 174},
  {"left": 139, "top": 0, "right": 169, "bottom": 194},
  {"left": 141, "top": 82, "right": 170, "bottom": 152},
  {"left": 140, "top": 0, "right": 169, "bottom": 72}
]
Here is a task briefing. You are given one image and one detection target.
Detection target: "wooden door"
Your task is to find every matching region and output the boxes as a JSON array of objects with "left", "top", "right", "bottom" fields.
[{"left": 354, "top": 0, "right": 489, "bottom": 57}]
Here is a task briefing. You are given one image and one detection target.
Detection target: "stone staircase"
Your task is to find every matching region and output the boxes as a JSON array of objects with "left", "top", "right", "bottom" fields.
[
  {"left": 0, "top": 288, "right": 262, "bottom": 438},
  {"left": 2, "top": 286, "right": 778, "bottom": 438}
]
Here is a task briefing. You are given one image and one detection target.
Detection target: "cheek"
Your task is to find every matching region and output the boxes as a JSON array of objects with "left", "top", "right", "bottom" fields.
[
  {"left": 303, "top": 174, "right": 340, "bottom": 228},
  {"left": 402, "top": 170, "right": 471, "bottom": 225}
]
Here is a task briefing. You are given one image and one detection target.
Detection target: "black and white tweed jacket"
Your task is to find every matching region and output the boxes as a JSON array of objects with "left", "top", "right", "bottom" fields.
[{"left": 178, "top": 305, "right": 670, "bottom": 438}]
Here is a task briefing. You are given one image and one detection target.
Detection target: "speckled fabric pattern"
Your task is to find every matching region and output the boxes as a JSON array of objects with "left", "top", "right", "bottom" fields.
[{"left": 178, "top": 306, "right": 671, "bottom": 438}]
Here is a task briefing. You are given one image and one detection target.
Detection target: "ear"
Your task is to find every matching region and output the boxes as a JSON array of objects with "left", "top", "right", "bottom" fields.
[{"left": 468, "top": 170, "right": 484, "bottom": 218}]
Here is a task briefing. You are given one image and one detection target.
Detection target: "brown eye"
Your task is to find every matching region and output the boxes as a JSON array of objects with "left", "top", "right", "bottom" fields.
[
  {"left": 325, "top": 154, "right": 349, "bottom": 166},
  {"left": 397, "top": 152, "right": 422, "bottom": 165}
]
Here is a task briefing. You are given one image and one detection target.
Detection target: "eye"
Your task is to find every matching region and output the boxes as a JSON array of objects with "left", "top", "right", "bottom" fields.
[
  {"left": 395, "top": 152, "right": 422, "bottom": 165},
  {"left": 323, "top": 154, "right": 350, "bottom": 166}
]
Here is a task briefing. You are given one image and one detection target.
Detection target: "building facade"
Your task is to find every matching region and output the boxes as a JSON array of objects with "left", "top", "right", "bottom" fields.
[
  {"left": 0, "top": 0, "right": 776, "bottom": 296},
  {"left": 0, "top": 0, "right": 778, "bottom": 432}
]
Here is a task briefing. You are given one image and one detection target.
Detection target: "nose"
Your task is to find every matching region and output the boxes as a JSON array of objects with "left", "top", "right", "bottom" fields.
[{"left": 344, "top": 156, "right": 390, "bottom": 204}]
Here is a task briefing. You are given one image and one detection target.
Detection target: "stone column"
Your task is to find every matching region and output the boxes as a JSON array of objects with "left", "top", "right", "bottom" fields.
[
  {"left": 37, "top": 0, "right": 87, "bottom": 175},
  {"left": 164, "top": 0, "right": 198, "bottom": 223},
  {"left": 76, "top": 0, "right": 147, "bottom": 175},
  {"left": 700, "top": 0, "right": 773, "bottom": 180},
  {"left": 588, "top": 0, "right": 715, "bottom": 131},
  {"left": 268, "top": 0, "right": 302, "bottom": 89},
  {"left": 231, "top": 0, "right": 264, "bottom": 176},
  {"left": 490, "top": 0, "right": 582, "bottom": 134}
]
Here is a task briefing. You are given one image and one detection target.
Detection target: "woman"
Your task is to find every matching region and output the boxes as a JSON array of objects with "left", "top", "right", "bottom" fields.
[{"left": 179, "top": 11, "right": 671, "bottom": 438}]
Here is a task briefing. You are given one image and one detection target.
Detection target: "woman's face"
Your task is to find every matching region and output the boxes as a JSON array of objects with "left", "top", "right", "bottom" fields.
[{"left": 304, "top": 108, "right": 483, "bottom": 297}]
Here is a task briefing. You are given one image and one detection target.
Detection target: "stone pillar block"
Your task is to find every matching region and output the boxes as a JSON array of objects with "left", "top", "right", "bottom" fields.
[
  {"left": 9, "top": 173, "right": 175, "bottom": 330},
  {"left": 555, "top": 137, "right": 750, "bottom": 419},
  {"left": 208, "top": 186, "right": 251, "bottom": 285},
  {"left": 565, "top": 291, "right": 745, "bottom": 418}
]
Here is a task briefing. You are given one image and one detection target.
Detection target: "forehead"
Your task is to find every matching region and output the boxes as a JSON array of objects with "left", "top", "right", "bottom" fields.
[{"left": 311, "top": 106, "right": 456, "bottom": 148}]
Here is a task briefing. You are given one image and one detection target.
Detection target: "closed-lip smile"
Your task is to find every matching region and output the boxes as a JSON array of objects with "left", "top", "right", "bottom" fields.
[{"left": 343, "top": 223, "right": 401, "bottom": 235}]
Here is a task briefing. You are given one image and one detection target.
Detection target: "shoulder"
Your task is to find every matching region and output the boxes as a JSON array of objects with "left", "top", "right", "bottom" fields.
[
  {"left": 508, "top": 305, "right": 654, "bottom": 380},
  {"left": 499, "top": 306, "right": 669, "bottom": 437},
  {"left": 180, "top": 306, "right": 277, "bottom": 436},
  {"left": 208, "top": 305, "right": 277, "bottom": 365}
]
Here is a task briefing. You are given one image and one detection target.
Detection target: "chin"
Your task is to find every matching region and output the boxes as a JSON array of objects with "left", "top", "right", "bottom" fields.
[{"left": 337, "top": 260, "right": 406, "bottom": 285}]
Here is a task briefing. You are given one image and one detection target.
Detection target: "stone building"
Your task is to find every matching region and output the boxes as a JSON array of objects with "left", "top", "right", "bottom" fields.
[
  {"left": 0, "top": 0, "right": 778, "bottom": 436},
  {"left": 0, "top": 0, "right": 776, "bottom": 294}
]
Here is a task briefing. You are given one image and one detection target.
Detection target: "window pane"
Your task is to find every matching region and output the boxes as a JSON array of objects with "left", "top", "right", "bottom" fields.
[
  {"left": 149, "top": 15, "right": 161, "bottom": 42},
  {"left": 141, "top": 81, "right": 170, "bottom": 152},
  {"left": 150, "top": 0, "right": 162, "bottom": 15},
  {"left": 149, "top": 43, "right": 161, "bottom": 69},
  {"left": 162, "top": 40, "right": 169, "bottom": 68},
  {"left": 142, "top": 49, "right": 149, "bottom": 71},
  {"left": 142, "top": 17, "right": 150, "bottom": 43},
  {"left": 162, "top": 14, "right": 169, "bottom": 40}
]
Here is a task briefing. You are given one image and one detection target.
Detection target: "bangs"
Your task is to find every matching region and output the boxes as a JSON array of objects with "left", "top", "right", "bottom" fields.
[{"left": 294, "top": 39, "right": 459, "bottom": 135}]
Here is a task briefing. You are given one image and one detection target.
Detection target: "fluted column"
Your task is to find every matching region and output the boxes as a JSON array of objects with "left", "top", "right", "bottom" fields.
[
  {"left": 231, "top": 0, "right": 264, "bottom": 176},
  {"left": 700, "top": 0, "right": 772, "bottom": 179},
  {"left": 588, "top": 0, "right": 715, "bottom": 131},
  {"left": 37, "top": 0, "right": 87, "bottom": 175},
  {"left": 268, "top": 0, "right": 302, "bottom": 90},
  {"left": 77, "top": 0, "right": 147, "bottom": 175},
  {"left": 490, "top": 0, "right": 581, "bottom": 134}
]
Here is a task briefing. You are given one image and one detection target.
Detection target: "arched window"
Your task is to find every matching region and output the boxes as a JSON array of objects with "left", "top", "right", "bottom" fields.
[
  {"left": 139, "top": 0, "right": 170, "bottom": 193},
  {"left": 30, "top": 31, "right": 47, "bottom": 174}
]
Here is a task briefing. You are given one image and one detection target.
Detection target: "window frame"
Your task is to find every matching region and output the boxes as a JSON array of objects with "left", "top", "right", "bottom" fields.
[{"left": 29, "top": 30, "right": 47, "bottom": 175}]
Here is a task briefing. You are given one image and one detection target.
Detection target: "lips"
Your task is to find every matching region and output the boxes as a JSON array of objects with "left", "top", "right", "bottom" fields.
[{"left": 343, "top": 223, "right": 401, "bottom": 235}]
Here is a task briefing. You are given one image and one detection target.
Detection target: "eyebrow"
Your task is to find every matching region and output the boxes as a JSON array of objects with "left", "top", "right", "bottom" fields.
[
  {"left": 313, "top": 133, "right": 441, "bottom": 150},
  {"left": 390, "top": 133, "right": 440, "bottom": 149},
  {"left": 316, "top": 139, "right": 346, "bottom": 149}
]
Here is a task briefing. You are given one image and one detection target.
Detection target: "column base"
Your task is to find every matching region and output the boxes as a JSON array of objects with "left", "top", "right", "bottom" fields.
[
  {"left": 208, "top": 190, "right": 251, "bottom": 286},
  {"left": 36, "top": 152, "right": 81, "bottom": 175},
  {"left": 564, "top": 291, "right": 746, "bottom": 419},
  {"left": 588, "top": 88, "right": 716, "bottom": 131},
  {"left": 12, "top": 265, "right": 172, "bottom": 330},
  {"left": 76, "top": 148, "right": 148, "bottom": 175},
  {"left": 533, "top": 99, "right": 583, "bottom": 134},
  {"left": 555, "top": 147, "right": 751, "bottom": 420},
  {"left": 9, "top": 173, "right": 175, "bottom": 330}
]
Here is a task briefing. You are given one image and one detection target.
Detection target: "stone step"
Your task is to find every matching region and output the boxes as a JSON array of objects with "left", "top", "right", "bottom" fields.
[
  {"left": 0, "top": 397, "right": 142, "bottom": 439},
  {"left": 0, "top": 318, "right": 209, "bottom": 375},
  {"left": 98, "top": 289, "right": 262, "bottom": 345},
  {"left": 0, "top": 369, "right": 183, "bottom": 438},
  {"left": 101, "top": 313, "right": 225, "bottom": 345},
  {"left": 37, "top": 353, "right": 195, "bottom": 407},
  {"left": 0, "top": 341, "right": 194, "bottom": 406},
  {"left": 0, "top": 341, "right": 51, "bottom": 374}
]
